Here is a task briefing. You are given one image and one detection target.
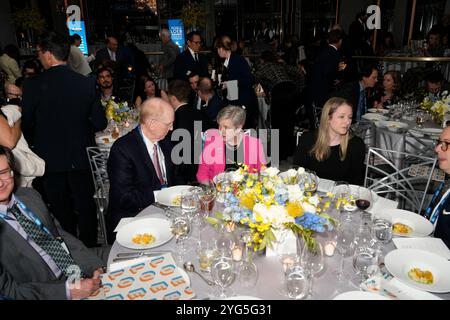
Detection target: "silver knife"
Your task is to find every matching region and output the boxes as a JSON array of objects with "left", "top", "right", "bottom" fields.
[{"left": 116, "top": 251, "right": 171, "bottom": 257}]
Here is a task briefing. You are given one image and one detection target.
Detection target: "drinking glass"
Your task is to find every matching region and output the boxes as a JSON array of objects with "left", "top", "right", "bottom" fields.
[
  {"left": 197, "top": 241, "right": 218, "bottom": 273},
  {"left": 170, "top": 214, "right": 191, "bottom": 263},
  {"left": 180, "top": 191, "right": 200, "bottom": 222},
  {"left": 211, "top": 255, "right": 236, "bottom": 298},
  {"left": 285, "top": 263, "right": 309, "bottom": 300},
  {"left": 198, "top": 185, "right": 216, "bottom": 218},
  {"left": 352, "top": 244, "right": 379, "bottom": 282},
  {"left": 331, "top": 181, "right": 350, "bottom": 212},
  {"left": 301, "top": 241, "right": 324, "bottom": 298},
  {"left": 415, "top": 110, "right": 426, "bottom": 129},
  {"left": 335, "top": 223, "right": 355, "bottom": 282},
  {"left": 356, "top": 186, "right": 373, "bottom": 212},
  {"left": 301, "top": 170, "right": 318, "bottom": 195},
  {"left": 371, "top": 218, "right": 393, "bottom": 260}
]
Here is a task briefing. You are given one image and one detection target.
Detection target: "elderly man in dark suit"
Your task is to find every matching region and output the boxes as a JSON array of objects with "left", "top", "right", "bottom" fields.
[
  {"left": 173, "top": 31, "right": 209, "bottom": 81},
  {"left": 95, "top": 35, "right": 135, "bottom": 81},
  {"left": 22, "top": 32, "right": 107, "bottom": 248},
  {"left": 197, "top": 77, "right": 225, "bottom": 124},
  {"left": 107, "top": 98, "right": 175, "bottom": 241},
  {"left": 167, "top": 80, "right": 210, "bottom": 185},
  {"left": 0, "top": 146, "right": 108, "bottom": 300}
]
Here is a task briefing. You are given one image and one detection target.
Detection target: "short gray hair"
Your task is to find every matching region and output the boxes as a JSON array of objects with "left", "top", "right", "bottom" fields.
[{"left": 217, "top": 105, "right": 246, "bottom": 127}]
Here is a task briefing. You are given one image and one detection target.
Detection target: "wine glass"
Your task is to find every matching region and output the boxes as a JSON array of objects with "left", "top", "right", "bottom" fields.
[
  {"left": 211, "top": 254, "right": 236, "bottom": 298},
  {"left": 352, "top": 244, "right": 379, "bottom": 284},
  {"left": 335, "top": 223, "right": 355, "bottom": 283},
  {"left": 302, "top": 170, "right": 318, "bottom": 195},
  {"left": 415, "top": 110, "right": 426, "bottom": 129},
  {"left": 301, "top": 241, "right": 324, "bottom": 298},
  {"left": 180, "top": 191, "right": 200, "bottom": 222},
  {"left": 198, "top": 184, "right": 216, "bottom": 218},
  {"left": 170, "top": 214, "right": 192, "bottom": 264},
  {"left": 356, "top": 186, "right": 373, "bottom": 212}
]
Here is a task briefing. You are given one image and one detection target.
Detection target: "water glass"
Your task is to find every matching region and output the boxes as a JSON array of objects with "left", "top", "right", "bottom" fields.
[
  {"left": 197, "top": 241, "right": 218, "bottom": 273},
  {"left": 285, "top": 264, "right": 309, "bottom": 300},
  {"left": 372, "top": 218, "right": 393, "bottom": 245},
  {"left": 352, "top": 245, "right": 379, "bottom": 280},
  {"left": 170, "top": 214, "right": 191, "bottom": 263},
  {"left": 181, "top": 191, "right": 200, "bottom": 222},
  {"left": 211, "top": 255, "right": 236, "bottom": 298},
  {"left": 301, "top": 241, "right": 324, "bottom": 297},
  {"left": 238, "top": 260, "right": 258, "bottom": 289}
]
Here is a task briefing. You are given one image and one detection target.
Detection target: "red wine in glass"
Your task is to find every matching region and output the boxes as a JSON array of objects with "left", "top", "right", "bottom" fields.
[{"left": 356, "top": 199, "right": 371, "bottom": 211}]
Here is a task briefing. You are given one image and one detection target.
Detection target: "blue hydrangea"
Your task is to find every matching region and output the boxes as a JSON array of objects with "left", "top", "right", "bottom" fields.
[{"left": 295, "top": 212, "right": 333, "bottom": 233}]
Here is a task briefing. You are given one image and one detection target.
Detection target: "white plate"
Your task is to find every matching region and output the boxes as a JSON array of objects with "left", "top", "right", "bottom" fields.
[
  {"left": 156, "top": 185, "right": 192, "bottom": 207},
  {"left": 376, "top": 120, "right": 409, "bottom": 131},
  {"left": 385, "top": 249, "right": 450, "bottom": 293},
  {"left": 374, "top": 209, "right": 433, "bottom": 237},
  {"left": 367, "top": 108, "right": 390, "bottom": 114},
  {"left": 223, "top": 296, "right": 262, "bottom": 300},
  {"left": 95, "top": 133, "right": 117, "bottom": 147},
  {"left": 362, "top": 113, "right": 389, "bottom": 121},
  {"left": 116, "top": 218, "right": 173, "bottom": 249},
  {"left": 333, "top": 291, "right": 390, "bottom": 300}
]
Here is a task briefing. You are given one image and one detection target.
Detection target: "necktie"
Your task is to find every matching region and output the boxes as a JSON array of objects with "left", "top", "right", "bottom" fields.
[
  {"left": 111, "top": 51, "right": 116, "bottom": 61},
  {"left": 152, "top": 144, "right": 164, "bottom": 185},
  {"left": 194, "top": 53, "right": 199, "bottom": 62},
  {"left": 8, "top": 203, "right": 80, "bottom": 278}
]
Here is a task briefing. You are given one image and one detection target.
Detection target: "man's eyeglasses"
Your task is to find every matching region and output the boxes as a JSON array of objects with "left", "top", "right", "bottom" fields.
[
  {"left": 6, "top": 92, "right": 22, "bottom": 99},
  {"left": 0, "top": 168, "right": 14, "bottom": 182},
  {"left": 435, "top": 139, "right": 450, "bottom": 151}
]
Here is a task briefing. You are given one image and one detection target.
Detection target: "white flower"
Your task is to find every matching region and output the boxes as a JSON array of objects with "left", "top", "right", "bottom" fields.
[
  {"left": 297, "top": 167, "right": 305, "bottom": 175},
  {"left": 287, "top": 185, "right": 303, "bottom": 203},
  {"left": 302, "top": 202, "right": 317, "bottom": 214},
  {"left": 263, "top": 167, "right": 279, "bottom": 177},
  {"left": 308, "top": 194, "right": 320, "bottom": 206},
  {"left": 230, "top": 171, "right": 244, "bottom": 182},
  {"left": 286, "top": 169, "right": 297, "bottom": 177}
]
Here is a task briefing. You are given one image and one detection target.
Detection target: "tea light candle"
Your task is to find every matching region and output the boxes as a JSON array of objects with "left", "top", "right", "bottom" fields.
[
  {"left": 324, "top": 240, "right": 336, "bottom": 257},
  {"left": 281, "top": 255, "right": 295, "bottom": 273},
  {"left": 231, "top": 246, "right": 243, "bottom": 262}
]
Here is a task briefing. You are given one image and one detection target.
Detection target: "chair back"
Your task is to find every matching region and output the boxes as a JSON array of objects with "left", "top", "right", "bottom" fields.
[
  {"left": 86, "top": 146, "right": 110, "bottom": 244},
  {"left": 118, "top": 78, "right": 135, "bottom": 105},
  {"left": 364, "top": 147, "right": 437, "bottom": 213}
]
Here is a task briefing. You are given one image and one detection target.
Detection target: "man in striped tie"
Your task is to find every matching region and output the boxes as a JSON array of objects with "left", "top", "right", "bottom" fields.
[
  {"left": 430, "top": 126, "right": 450, "bottom": 248},
  {"left": 0, "top": 146, "right": 108, "bottom": 300}
]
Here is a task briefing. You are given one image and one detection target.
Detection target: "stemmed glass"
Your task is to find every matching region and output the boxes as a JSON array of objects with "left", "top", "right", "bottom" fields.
[
  {"left": 371, "top": 218, "right": 393, "bottom": 261},
  {"left": 415, "top": 110, "right": 426, "bottom": 129},
  {"left": 356, "top": 186, "right": 373, "bottom": 212},
  {"left": 211, "top": 253, "right": 236, "bottom": 298},
  {"left": 180, "top": 191, "right": 200, "bottom": 223},
  {"left": 301, "top": 170, "right": 318, "bottom": 195},
  {"left": 301, "top": 241, "right": 324, "bottom": 298},
  {"left": 198, "top": 184, "right": 216, "bottom": 218},
  {"left": 237, "top": 231, "right": 258, "bottom": 289},
  {"left": 335, "top": 222, "right": 355, "bottom": 283},
  {"left": 170, "top": 214, "right": 192, "bottom": 264}
]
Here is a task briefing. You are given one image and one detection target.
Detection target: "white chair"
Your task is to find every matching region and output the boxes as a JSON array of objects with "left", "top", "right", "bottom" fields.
[
  {"left": 364, "top": 147, "right": 437, "bottom": 214},
  {"left": 86, "top": 147, "right": 110, "bottom": 245}
]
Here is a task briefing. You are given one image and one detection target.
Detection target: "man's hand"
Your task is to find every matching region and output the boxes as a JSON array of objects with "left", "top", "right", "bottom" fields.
[{"left": 69, "top": 271, "right": 103, "bottom": 300}]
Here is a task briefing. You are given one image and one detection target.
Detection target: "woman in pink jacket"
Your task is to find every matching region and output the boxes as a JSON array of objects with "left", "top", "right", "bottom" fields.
[{"left": 196, "top": 106, "right": 266, "bottom": 184}]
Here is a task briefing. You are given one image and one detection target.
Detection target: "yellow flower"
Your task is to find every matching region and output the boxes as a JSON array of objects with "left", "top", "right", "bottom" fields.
[
  {"left": 240, "top": 193, "right": 255, "bottom": 210},
  {"left": 286, "top": 202, "right": 304, "bottom": 218}
]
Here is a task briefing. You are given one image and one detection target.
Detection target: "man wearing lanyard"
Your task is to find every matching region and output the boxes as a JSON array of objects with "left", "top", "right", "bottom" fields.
[
  {"left": 428, "top": 126, "right": 450, "bottom": 248},
  {"left": 107, "top": 98, "right": 175, "bottom": 242},
  {"left": 0, "top": 146, "right": 108, "bottom": 300}
]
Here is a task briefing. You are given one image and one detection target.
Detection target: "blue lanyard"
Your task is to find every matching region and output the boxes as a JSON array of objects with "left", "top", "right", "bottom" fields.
[
  {"left": 424, "top": 181, "right": 446, "bottom": 219},
  {"left": 0, "top": 200, "right": 52, "bottom": 235}
]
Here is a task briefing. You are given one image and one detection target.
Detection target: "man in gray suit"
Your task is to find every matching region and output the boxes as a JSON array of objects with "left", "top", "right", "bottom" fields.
[
  {"left": 159, "top": 29, "right": 179, "bottom": 81},
  {"left": 0, "top": 146, "right": 109, "bottom": 300}
]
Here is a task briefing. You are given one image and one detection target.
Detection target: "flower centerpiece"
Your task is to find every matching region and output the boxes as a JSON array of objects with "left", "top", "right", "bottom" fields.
[
  {"left": 420, "top": 91, "right": 450, "bottom": 123},
  {"left": 206, "top": 166, "right": 335, "bottom": 253},
  {"left": 102, "top": 97, "right": 131, "bottom": 123}
]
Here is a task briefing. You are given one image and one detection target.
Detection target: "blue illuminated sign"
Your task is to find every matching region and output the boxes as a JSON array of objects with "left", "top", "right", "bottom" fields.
[
  {"left": 68, "top": 20, "right": 88, "bottom": 56},
  {"left": 168, "top": 19, "right": 185, "bottom": 51}
]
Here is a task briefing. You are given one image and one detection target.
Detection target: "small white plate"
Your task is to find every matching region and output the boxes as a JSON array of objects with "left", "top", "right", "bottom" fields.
[
  {"left": 156, "top": 185, "right": 192, "bottom": 207},
  {"left": 374, "top": 209, "right": 433, "bottom": 237},
  {"left": 333, "top": 291, "right": 390, "bottom": 300},
  {"left": 116, "top": 218, "right": 173, "bottom": 249},
  {"left": 95, "top": 133, "right": 117, "bottom": 147},
  {"left": 362, "top": 113, "right": 389, "bottom": 121},
  {"left": 385, "top": 249, "right": 450, "bottom": 293},
  {"left": 367, "top": 108, "right": 390, "bottom": 114},
  {"left": 376, "top": 120, "right": 409, "bottom": 131}
]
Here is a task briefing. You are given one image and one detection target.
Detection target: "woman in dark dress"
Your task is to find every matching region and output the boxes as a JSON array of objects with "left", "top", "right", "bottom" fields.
[
  {"left": 293, "top": 97, "right": 366, "bottom": 185},
  {"left": 134, "top": 74, "right": 168, "bottom": 108}
]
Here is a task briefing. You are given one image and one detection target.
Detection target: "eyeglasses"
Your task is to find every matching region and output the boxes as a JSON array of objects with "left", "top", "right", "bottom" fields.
[
  {"left": 435, "top": 139, "right": 450, "bottom": 152},
  {"left": 0, "top": 168, "right": 14, "bottom": 182},
  {"left": 6, "top": 92, "right": 22, "bottom": 98}
]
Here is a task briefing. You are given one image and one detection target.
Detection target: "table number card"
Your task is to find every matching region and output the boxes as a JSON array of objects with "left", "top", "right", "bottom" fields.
[{"left": 84, "top": 253, "right": 195, "bottom": 300}]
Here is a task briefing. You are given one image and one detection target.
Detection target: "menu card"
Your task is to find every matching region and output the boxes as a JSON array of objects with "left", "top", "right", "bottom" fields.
[{"left": 84, "top": 253, "right": 195, "bottom": 300}]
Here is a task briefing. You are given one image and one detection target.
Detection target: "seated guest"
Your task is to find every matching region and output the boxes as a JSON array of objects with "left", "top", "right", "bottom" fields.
[
  {"left": 167, "top": 80, "right": 209, "bottom": 184},
  {"left": 293, "top": 97, "right": 366, "bottom": 185},
  {"left": 134, "top": 74, "right": 168, "bottom": 108},
  {"left": 421, "top": 70, "right": 449, "bottom": 101},
  {"left": 107, "top": 98, "right": 175, "bottom": 240},
  {"left": 197, "top": 77, "right": 225, "bottom": 123},
  {"left": 188, "top": 73, "right": 202, "bottom": 110},
  {"left": 427, "top": 126, "right": 450, "bottom": 248},
  {"left": 0, "top": 145, "right": 108, "bottom": 300},
  {"left": 15, "top": 59, "right": 41, "bottom": 89},
  {"left": 96, "top": 66, "right": 119, "bottom": 103},
  {"left": 332, "top": 64, "right": 378, "bottom": 122},
  {"left": 197, "top": 106, "right": 266, "bottom": 184},
  {"left": 373, "top": 71, "right": 402, "bottom": 108}
]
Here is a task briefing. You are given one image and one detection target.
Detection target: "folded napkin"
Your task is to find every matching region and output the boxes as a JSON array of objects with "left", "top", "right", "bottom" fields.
[{"left": 85, "top": 253, "right": 195, "bottom": 300}]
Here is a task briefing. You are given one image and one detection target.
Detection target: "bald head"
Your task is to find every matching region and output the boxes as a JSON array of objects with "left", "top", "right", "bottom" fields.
[{"left": 140, "top": 98, "right": 174, "bottom": 142}]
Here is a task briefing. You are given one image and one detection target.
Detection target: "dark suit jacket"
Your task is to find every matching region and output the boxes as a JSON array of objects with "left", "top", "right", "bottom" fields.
[
  {"left": 172, "top": 104, "right": 209, "bottom": 184},
  {"left": 173, "top": 50, "right": 209, "bottom": 81},
  {"left": 107, "top": 128, "right": 175, "bottom": 236},
  {"left": 202, "top": 94, "right": 225, "bottom": 122},
  {"left": 22, "top": 65, "right": 107, "bottom": 172},
  {"left": 332, "top": 80, "right": 361, "bottom": 122},
  {"left": 95, "top": 47, "right": 135, "bottom": 68},
  {"left": 223, "top": 53, "right": 255, "bottom": 107},
  {"left": 0, "top": 188, "right": 105, "bottom": 300},
  {"left": 310, "top": 45, "right": 341, "bottom": 108}
]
